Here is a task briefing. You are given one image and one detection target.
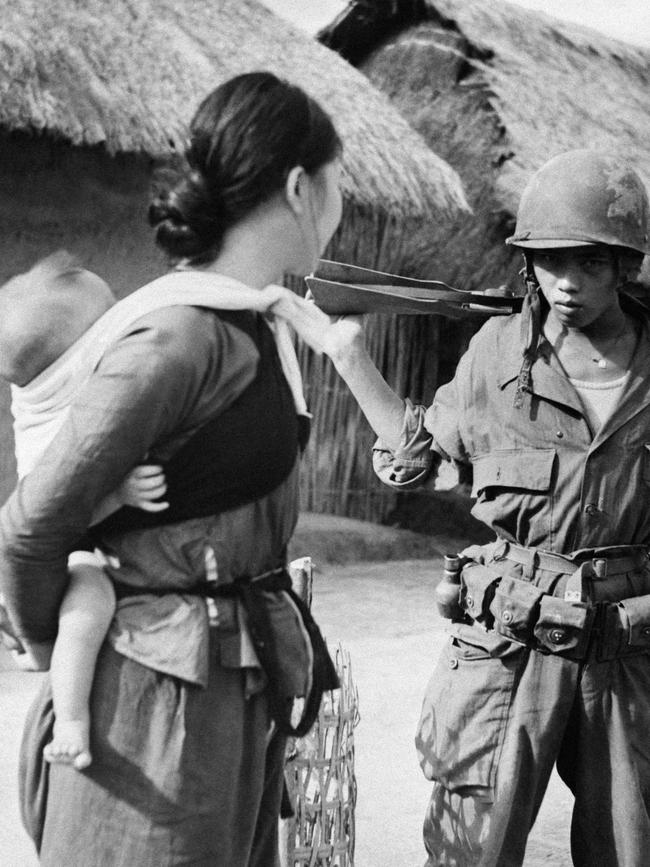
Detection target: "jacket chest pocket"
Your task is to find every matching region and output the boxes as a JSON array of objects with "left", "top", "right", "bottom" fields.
[{"left": 471, "top": 448, "right": 556, "bottom": 499}]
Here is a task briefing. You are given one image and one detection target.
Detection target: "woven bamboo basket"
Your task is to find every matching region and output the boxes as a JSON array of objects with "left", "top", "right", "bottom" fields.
[{"left": 281, "top": 644, "right": 359, "bottom": 866}]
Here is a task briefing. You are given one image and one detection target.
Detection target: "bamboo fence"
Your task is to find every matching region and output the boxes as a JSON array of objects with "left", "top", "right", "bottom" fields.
[{"left": 287, "top": 205, "right": 477, "bottom": 522}]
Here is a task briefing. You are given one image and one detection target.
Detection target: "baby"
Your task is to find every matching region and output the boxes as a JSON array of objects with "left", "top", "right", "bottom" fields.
[{"left": 0, "top": 251, "right": 168, "bottom": 770}]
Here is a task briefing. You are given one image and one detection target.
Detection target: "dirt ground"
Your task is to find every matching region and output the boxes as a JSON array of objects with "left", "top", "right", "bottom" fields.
[
  {"left": 296, "top": 515, "right": 573, "bottom": 867},
  {"left": 0, "top": 513, "right": 574, "bottom": 866}
]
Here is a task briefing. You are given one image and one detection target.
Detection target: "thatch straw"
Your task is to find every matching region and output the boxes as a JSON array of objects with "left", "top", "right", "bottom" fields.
[
  {"left": 427, "top": 0, "right": 650, "bottom": 211},
  {"left": 290, "top": 203, "right": 474, "bottom": 523},
  {"left": 320, "top": 0, "right": 650, "bottom": 289},
  {"left": 0, "top": 0, "right": 469, "bottom": 220}
]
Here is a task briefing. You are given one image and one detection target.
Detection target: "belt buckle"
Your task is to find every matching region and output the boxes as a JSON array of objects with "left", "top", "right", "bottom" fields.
[
  {"left": 564, "top": 562, "right": 592, "bottom": 603},
  {"left": 591, "top": 557, "right": 608, "bottom": 579}
]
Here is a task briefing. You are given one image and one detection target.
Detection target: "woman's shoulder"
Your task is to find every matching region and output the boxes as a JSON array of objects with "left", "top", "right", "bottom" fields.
[
  {"left": 126, "top": 305, "right": 259, "bottom": 360},
  {"left": 99, "top": 306, "right": 260, "bottom": 396}
]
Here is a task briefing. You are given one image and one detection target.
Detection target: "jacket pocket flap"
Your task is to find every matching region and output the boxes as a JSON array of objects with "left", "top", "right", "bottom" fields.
[
  {"left": 533, "top": 595, "right": 592, "bottom": 656},
  {"left": 619, "top": 594, "right": 650, "bottom": 646},
  {"left": 471, "top": 448, "right": 556, "bottom": 497},
  {"left": 460, "top": 562, "right": 502, "bottom": 625},
  {"left": 490, "top": 575, "right": 544, "bottom": 642}
]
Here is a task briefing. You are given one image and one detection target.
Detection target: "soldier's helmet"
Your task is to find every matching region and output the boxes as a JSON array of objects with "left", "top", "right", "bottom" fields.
[{"left": 506, "top": 149, "right": 649, "bottom": 256}]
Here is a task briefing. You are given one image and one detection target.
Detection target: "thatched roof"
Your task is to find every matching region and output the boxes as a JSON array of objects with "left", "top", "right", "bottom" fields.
[
  {"left": 0, "top": 0, "right": 468, "bottom": 220},
  {"left": 320, "top": 0, "right": 650, "bottom": 287}
]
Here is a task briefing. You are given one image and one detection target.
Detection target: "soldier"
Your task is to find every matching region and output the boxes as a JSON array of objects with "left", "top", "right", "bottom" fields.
[{"left": 321, "top": 149, "right": 650, "bottom": 865}]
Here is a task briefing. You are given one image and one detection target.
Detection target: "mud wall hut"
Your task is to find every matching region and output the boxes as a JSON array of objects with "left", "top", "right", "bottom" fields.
[
  {"left": 0, "top": 0, "right": 468, "bottom": 511},
  {"left": 320, "top": 0, "right": 650, "bottom": 292}
]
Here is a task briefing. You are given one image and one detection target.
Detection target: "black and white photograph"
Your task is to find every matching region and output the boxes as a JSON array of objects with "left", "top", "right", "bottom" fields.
[{"left": 0, "top": 1, "right": 649, "bottom": 865}]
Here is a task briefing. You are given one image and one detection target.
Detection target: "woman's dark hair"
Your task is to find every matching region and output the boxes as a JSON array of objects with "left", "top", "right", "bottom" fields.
[{"left": 149, "top": 71, "right": 342, "bottom": 263}]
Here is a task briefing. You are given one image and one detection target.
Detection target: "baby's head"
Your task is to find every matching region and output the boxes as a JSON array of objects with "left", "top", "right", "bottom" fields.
[{"left": 0, "top": 251, "right": 115, "bottom": 386}]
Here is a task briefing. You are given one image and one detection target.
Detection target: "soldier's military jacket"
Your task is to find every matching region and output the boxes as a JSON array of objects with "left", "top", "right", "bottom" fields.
[{"left": 374, "top": 298, "right": 650, "bottom": 554}]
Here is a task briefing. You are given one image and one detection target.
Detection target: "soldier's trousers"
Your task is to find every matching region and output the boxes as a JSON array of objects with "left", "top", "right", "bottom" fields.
[{"left": 416, "top": 557, "right": 650, "bottom": 866}]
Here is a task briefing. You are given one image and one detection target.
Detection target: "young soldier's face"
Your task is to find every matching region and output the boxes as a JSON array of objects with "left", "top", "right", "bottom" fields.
[{"left": 532, "top": 247, "right": 619, "bottom": 330}]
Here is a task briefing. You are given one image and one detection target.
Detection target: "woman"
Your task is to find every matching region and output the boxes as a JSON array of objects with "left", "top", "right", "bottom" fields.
[
  {"left": 0, "top": 71, "right": 342, "bottom": 866},
  {"left": 317, "top": 150, "right": 650, "bottom": 866}
]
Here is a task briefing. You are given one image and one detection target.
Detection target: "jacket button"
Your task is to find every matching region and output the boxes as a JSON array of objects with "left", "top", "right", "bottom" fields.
[
  {"left": 449, "top": 657, "right": 459, "bottom": 669},
  {"left": 466, "top": 594, "right": 474, "bottom": 609},
  {"left": 584, "top": 504, "right": 599, "bottom": 517},
  {"left": 549, "top": 628, "right": 566, "bottom": 644},
  {"left": 501, "top": 610, "right": 513, "bottom": 624},
  {"left": 642, "top": 626, "right": 650, "bottom": 638},
  {"left": 556, "top": 431, "right": 564, "bottom": 439}
]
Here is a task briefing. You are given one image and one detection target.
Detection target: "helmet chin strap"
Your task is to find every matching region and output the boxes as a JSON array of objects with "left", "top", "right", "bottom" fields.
[
  {"left": 513, "top": 253, "right": 541, "bottom": 409},
  {"left": 513, "top": 247, "right": 640, "bottom": 409},
  {"left": 612, "top": 252, "right": 640, "bottom": 295}
]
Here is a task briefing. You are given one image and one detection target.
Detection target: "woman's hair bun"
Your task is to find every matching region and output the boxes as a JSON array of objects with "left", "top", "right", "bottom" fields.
[
  {"left": 150, "top": 71, "right": 340, "bottom": 265},
  {"left": 148, "top": 172, "right": 225, "bottom": 262}
]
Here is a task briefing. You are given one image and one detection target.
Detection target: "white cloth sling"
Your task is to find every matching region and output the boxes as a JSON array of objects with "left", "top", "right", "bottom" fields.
[{"left": 11, "top": 270, "right": 308, "bottom": 478}]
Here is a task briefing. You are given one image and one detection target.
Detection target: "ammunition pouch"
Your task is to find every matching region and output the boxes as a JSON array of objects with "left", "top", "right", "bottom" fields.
[
  {"left": 459, "top": 562, "right": 502, "bottom": 628},
  {"left": 458, "top": 547, "right": 650, "bottom": 662},
  {"left": 532, "top": 595, "right": 594, "bottom": 657},
  {"left": 618, "top": 594, "right": 650, "bottom": 648},
  {"left": 490, "top": 574, "right": 544, "bottom": 643}
]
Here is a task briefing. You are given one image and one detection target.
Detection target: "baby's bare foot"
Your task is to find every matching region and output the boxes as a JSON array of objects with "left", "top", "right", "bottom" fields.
[{"left": 43, "top": 718, "right": 91, "bottom": 770}]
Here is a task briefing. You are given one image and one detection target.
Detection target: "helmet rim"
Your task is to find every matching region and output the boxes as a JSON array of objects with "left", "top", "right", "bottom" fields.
[
  {"left": 507, "top": 236, "right": 601, "bottom": 250},
  {"left": 507, "top": 150, "right": 650, "bottom": 257}
]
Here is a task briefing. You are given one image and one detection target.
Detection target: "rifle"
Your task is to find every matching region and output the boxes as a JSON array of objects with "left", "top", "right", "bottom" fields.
[{"left": 305, "top": 260, "right": 522, "bottom": 318}]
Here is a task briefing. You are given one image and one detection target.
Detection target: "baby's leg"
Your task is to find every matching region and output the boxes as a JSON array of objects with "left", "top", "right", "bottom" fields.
[{"left": 43, "top": 561, "right": 116, "bottom": 770}]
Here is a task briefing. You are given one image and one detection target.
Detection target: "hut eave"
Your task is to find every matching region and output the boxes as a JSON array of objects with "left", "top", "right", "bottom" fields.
[{"left": 0, "top": 0, "right": 471, "bottom": 222}]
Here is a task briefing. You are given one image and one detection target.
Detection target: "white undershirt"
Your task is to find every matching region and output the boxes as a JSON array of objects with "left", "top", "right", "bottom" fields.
[{"left": 569, "top": 372, "right": 629, "bottom": 432}]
